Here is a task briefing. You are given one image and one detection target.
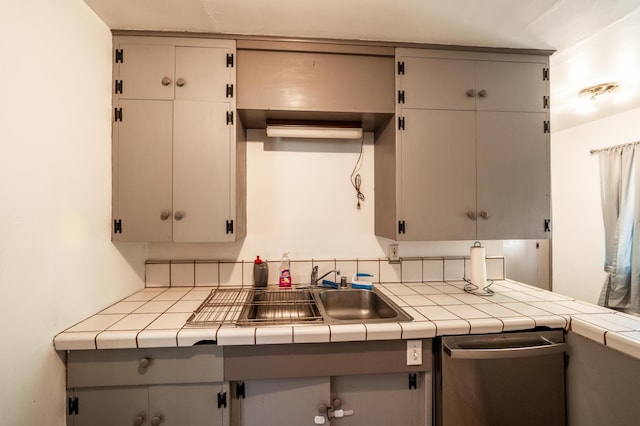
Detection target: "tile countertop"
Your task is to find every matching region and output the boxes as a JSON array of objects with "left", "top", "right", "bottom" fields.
[{"left": 54, "top": 280, "right": 640, "bottom": 361}]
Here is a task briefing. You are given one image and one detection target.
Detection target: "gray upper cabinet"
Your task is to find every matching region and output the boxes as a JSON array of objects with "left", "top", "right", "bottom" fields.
[
  {"left": 376, "top": 48, "right": 551, "bottom": 241},
  {"left": 399, "top": 56, "right": 548, "bottom": 112},
  {"left": 236, "top": 41, "right": 395, "bottom": 131},
  {"left": 112, "top": 36, "right": 246, "bottom": 243}
]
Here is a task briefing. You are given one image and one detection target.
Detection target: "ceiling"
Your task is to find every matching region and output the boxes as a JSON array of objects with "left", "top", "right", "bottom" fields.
[{"left": 84, "top": 0, "right": 640, "bottom": 131}]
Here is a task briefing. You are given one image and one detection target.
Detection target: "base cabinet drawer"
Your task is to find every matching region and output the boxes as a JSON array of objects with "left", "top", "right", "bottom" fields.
[{"left": 67, "top": 345, "right": 223, "bottom": 387}]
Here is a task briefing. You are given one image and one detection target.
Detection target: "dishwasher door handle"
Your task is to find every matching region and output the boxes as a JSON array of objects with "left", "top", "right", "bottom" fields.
[{"left": 443, "top": 336, "right": 566, "bottom": 360}]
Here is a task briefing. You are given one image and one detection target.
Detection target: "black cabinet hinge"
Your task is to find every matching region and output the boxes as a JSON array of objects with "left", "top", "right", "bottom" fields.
[
  {"left": 226, "top": 84, "right": 234, "bottom": 98},
  {"left": 398, "top": 61, "right": 405, "bottom": 75},
  {"left": 115, "top": 49, "right": 123, "bottom": 63},
  {"left": 398, "top": 220, "right": 406, "bottom": 235},
  {"left": 544, "top": 121, "right": 550, "bottom": 133},
  {"left": 398, "top": 116, "right": 405, "bottom": 131},
  {"left": 113, "top": 219, "right": 122, "bottom": 234},
  {"left": 226, "top": 220, "right": 234, "bottom": 234},
  {"left": 114, "top": 108, "right": 123, "bottom": 122},
  {"left": 68, "top": 397, "right": 79, "bottom": 415},
  {"left": 398, "top": 90, "right": 405, "bottom": 104},
  {"left": 544, "top": 219, "right": 551, "bottom": 233},
  {"left": 115, "top": 80, "right": 123, "bottom": 95},
  {"left": 217, "top": 391, "right": 227, "bottom": 408},
  {"left": 226, "top": 111, "right": 234, "bottom": 125},
  {"left": 226, "top": 53, "right": 234, "bottom": 67},
  {"left": 408, "top": 373, "right": 417, "bottom": 390},
  {"left": 543, "top": 95, "right": 550, "bottom": 109},
  {"left": 235, "top": 382, "right": 245, "bottom": 399},
  {"left": 543, "top": 67, "right": 550, "bottom": 81}
]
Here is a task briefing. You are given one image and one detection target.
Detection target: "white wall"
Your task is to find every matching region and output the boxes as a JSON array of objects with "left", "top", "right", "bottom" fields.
[
  {"left": 551, "top": 106, "right": 640, "bottom": 303},
  {"left": 0, "top": 1, "right": 146, "bottom": 424},
  {"left": 148, "top": 129, "right": 504, "bottom": 261}
]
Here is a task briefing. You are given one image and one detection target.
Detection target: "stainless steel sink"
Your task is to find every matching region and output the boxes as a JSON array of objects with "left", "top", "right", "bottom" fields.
[
  {"left": 235, "top": 287, "right": 412, "bottom": 326},
  {"left": 313, "top": 288, "right": 413, "bottom": 324}
]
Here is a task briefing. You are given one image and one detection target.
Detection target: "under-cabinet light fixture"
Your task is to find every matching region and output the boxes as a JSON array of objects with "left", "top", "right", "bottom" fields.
[{"left": 266, "top": 124, "right": 363, "bottom": 139}]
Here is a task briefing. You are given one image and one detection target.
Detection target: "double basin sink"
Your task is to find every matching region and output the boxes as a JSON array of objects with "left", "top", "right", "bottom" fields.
[{"left": 237, "top": 287, "right": 413, "bottom": 326}]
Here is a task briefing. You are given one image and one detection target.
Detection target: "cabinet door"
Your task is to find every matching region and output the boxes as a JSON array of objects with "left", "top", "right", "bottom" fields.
[
  {"left": 68, "top": 386, "right": 147, "bottom": 426},
  {"left": 175, "top": 46, "right": 233, "bottom": 103},
  {"left": 400, "top": 57, "right": 476, "bottom": 110},
  {"left": 173, "top": 101, "right": 232, "bottom": 242},
  {"left": 399, "top": 109, "right": 476, "bottom": 240},
  {"left": 237, "top": 378, "right": 330, "bottom": 425},
  {"left": 115, "top": 99, "right": 173, "bottom": 242},
  {"left": 149, "top": 383, "right": 224, "bottom": 426},
  {"left": 476, "top": 111, "right": 550, "bottom": 240},
  {"left": 118, "top": 44, "right": 175, "bottom": 100},
  {"left": 476, "top": 61, "right": 548, "bottom": 112},
  {"left": 330, "top": 373, "right": 427, "bottom": 426}
]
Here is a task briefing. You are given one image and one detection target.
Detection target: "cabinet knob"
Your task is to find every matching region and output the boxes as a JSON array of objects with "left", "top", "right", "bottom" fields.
[
  {"left": 161, "top": 77, "right": 171, "bottom": 86},
  {"left": 176, "top": 78, "right": 186, "bottom": 87},
  {"left": 174, "top": 211, "right": 185, "bottom": 221},
  {"left": 332, "top": 398, "right": 343, "bottom": 409},
  {"left": 138, "top": 357, "right": 151, "bottom": 369},
  {"left": 133, "top": 416, "right": 145, "bottom": 426},
  {"left": 478, "top": 89, "right": 488, "bottom": 98},
  {"left": 479, "top": 210, "right": 490, "bottom": 219},
  {"left": 466, "top": 89, "right": 476, "bottom": 98},
  {"left": 151, "top": 416, "right": 163, "bottom": 426},
  {"left": 317, "top": 404, "right": 329, "bottom": 414},
  {"left": 467, "top": 211, "right": 477, "bottom": 221},
  {"left": 160, "top": 210, "right": 171, "bottom": 221}
]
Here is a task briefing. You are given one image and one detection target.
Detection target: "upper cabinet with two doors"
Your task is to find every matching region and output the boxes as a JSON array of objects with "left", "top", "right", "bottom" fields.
[
  {"left": 111, "top": 36, "right": 246, "bottom": 243},
  {"left": 376, "top": 48, "right": 551, "bottom": 241}
]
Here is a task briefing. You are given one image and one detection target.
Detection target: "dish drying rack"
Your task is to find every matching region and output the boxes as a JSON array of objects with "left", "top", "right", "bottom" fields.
[{"left": 186, "top": 288, "right": 251, "bottom": 326}]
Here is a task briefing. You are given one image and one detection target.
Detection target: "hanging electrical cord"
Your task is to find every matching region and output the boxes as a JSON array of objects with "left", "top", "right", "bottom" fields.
[{"left": 350, "top": 135, "right": 365, "bottom": 209}]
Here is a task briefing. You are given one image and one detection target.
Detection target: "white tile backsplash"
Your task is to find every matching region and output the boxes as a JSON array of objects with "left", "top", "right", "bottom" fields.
[
  {"left": 336, "top": 260, "right": 358, "bottom": 283},
  {"left": 423, "top": 258, "right": 444, "bottom": 281},
  {"left": 146, "top": 262, "right": 170, "bottom": 287},
  {"left": 171, "top": 262, "right": 195, "bottom": 287},
  {"left": 143, "top": 256, "right": 508, "bottom": 288},
  {"left": 380, "top": 260, "right": 402, "bottom": 283},
  {"left": 444, "top": 258, "right": 465, "bottom": 281},
  {"left": 292, "top": 261, "right": 313, "bottom": 286},
  {"left": 401, "top": 259, "right": 422, "bottom": 282},
  {"left": 357, "top": 260, "right": 379, "bottom": 278},
  {"left": 219, "top": 261, "right": 243, "bottom": 286},
  {"left": 486, "top": 257, "right": 505, "bottom": 280},
  {"left": 195, "top": 262, "right": 219, "bottom": 287}
]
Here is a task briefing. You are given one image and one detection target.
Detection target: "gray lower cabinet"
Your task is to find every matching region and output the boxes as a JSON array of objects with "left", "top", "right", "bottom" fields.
[
  {"left": 66, "top": 346, "right": 228, "bottom": 426},
  {"left": 225, "top": 340, "right": 432, "bottom": 425},
  {"left": 236, "top": 377, "right": 330, "bottom": 425},
  {"left": 234, "top": 373, "right": 429, "bottom": 426},
  {"left": 565, "top": 332, "right": 640, "bottom": 426},
  {"left": 330, "top": 373, "right": 429, "bottom": 425}
]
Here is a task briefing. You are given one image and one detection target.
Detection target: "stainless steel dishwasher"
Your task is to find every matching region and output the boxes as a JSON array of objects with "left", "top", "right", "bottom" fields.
[{"left": 435, "top": 329, "right": 566, "bottom": 426}]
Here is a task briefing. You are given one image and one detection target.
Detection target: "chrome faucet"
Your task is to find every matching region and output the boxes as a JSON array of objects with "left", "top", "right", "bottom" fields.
[{"left": 310, "top": 265, "right": 340, "bottom": 286}]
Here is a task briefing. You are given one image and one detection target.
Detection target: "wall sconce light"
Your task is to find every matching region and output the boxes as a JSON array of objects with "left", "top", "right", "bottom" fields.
[{"left": 265, "top": 120, "right": 363, "bottom": 139}]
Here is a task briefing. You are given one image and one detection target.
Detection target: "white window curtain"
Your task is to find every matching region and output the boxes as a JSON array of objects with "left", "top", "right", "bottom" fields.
[{"left": 596, "top": 142, "right": 640, "bottom": 314}]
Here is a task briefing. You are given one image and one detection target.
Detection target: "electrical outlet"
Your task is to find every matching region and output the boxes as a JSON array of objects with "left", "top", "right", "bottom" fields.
[
  {"left": 389, "top": 244, "right": 399, "bottom": 262},
  {"left": 407, "top": 340, "right": 422, "bottom": 366}
]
